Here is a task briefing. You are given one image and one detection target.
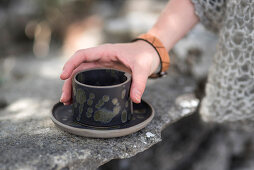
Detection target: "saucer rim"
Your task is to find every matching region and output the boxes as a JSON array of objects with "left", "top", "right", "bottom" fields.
[{"left": 50, "top": 99, "right": 154, "bottom": 138}]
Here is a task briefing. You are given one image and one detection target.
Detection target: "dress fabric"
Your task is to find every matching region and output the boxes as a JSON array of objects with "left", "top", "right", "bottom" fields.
[{"left": 191, "top": 0, "right": 254, "bottom": 125}]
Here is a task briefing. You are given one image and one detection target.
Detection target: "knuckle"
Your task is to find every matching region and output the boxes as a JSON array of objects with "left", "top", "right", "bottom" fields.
[
  {"left": 74, "top": 49, "right": 86, "bottom": 60},
  {"left": 102, "top": 62, "right": 113, "bottom": 67},
  {"left": 71, "top": 62, "right": 77, "bottom": 69},
  {"left": 103, "top": 43, "right": 113, "bottom": 48},
  {"left": 104, "top": 43, "right": 117, "bottom": 51},
  {"left": 134, "top": 59, "right": 146, "bottom": 69},
  {"left": 74, "top": 49, "right": 83, "bottom": 55},
  {"left": 102, "top": 44, "right": 112, "bottom": 54},
  {"left": 99, "top": 43, "right": 116, "bottom": 60},
  {"left": 133, "top": 61, "right": 150, "bottom": 77}
]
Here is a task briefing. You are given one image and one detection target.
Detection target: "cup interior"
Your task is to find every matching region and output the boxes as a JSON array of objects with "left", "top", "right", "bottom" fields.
[{"left": 75, "top": 69, "right": 129, "bottom": 86}]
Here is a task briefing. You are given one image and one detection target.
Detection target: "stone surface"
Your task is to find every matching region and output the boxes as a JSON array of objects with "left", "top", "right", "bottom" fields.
[
  {"left": 99, "top": 114, "right": 254, "bottom": 170},
  {"left": 0, "top": 57, "right": 198, "bottom": 170}
]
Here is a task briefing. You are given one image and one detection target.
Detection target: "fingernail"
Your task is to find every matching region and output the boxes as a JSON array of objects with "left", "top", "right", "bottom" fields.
[
  {"left": 134, "top": 89, "right": 141, "bottom": 103},
  {"left": 61, "top": 70, "right": 65, "bottom": 77}
]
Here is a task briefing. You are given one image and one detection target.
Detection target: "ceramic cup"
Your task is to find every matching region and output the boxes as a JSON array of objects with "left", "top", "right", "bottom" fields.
[{"left": 72, "top": 68, "right": 133, "bottom": 127}]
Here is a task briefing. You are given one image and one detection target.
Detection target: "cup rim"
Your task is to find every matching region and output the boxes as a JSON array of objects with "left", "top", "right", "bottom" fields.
[{"left": 74, "top": 68, "right": 131, "bottom": 89}]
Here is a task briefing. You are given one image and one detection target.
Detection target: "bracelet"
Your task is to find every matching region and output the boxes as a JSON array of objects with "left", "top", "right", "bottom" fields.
[{"left": 132, "top": 34, "right": 170, "bottom": 78}]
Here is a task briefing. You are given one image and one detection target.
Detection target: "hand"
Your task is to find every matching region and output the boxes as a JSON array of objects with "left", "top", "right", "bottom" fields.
[{"left": 60, "top": 40, "right": 160, "bottom": 105}]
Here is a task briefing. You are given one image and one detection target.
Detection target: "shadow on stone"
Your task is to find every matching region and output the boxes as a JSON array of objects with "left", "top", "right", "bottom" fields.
[
  {"left": 0, "top": 99, "right": 8, "bottom": 110},
  {"left": 98, "top": 111, "right": 215, "bottom": 170}
]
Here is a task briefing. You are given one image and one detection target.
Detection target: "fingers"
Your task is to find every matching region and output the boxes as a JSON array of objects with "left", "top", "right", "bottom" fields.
[
  {"left": 60, "top": 77, "right": 72, "bottom": 104},
  {"left": 60, "top": 63, "right": 98, "bottom": 105},
  {"left": 130, "top": 66, "right": 149, "bottom": 103},
  {"left": 60, "top": 62, "right": 130, "bottom": 105},
  {"left": 60, "top": 42, "right": 151, "bottom": 105},
  {"left": 60, "top": 44, "right": 116, "bottom": 80}
]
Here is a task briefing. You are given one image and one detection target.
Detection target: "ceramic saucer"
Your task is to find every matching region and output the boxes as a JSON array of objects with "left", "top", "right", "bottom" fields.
[{"left": 51, "top": 100, "right": 154, "bottom": 138}]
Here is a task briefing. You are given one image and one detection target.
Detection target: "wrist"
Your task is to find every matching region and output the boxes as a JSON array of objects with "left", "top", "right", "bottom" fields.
[
  {"left": 133, "top": 40, "right": 160, "bottom": 74},
  {"left": 132, "top": 34, "right": 170, "bottom": 78}
]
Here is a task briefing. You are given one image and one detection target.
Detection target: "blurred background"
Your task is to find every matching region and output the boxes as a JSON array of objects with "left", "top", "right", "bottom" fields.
[
  {"left": 0, "top": 0, "right": 167, "bottom": 58},
  {"left": 0, "top": 0, "right": 217, "bottom": 85}
]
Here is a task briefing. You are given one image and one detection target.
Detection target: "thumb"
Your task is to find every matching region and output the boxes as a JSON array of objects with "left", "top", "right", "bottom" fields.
[{"left": 130, "top": 68, "right": 148, "bottom": 103}]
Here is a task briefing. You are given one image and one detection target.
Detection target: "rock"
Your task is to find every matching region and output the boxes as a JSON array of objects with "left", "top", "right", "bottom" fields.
[
  {"left": 100, "top": 116, "right": 254, "bottom": 170},
  {"left": 0, "top": 57, "right": 198, "bottom": 170},
  {"left": 0, "top": 99, "right": 8, "bottom": 109},
  {"left": 99, "top": 112, "right": 212, "bottom": 170}
]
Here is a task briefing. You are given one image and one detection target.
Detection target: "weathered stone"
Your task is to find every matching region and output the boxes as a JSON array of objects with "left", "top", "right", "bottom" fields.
[
  {"left": 99, "top": 112, "right": 212, "bottom": 170},
  {"left": 100, "top": 116, "right": 254, "bottom": 170},
  {"left": 0, "top": 99, "right": 8, "bottom": 109},
  {"left": 0, "top": 57, "right": 198, "bottom": 170}
]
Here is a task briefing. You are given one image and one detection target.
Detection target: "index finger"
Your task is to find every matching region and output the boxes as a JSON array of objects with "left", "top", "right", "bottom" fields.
[{"left": 60, "top": 44, "right": 116, "bottom": 80}]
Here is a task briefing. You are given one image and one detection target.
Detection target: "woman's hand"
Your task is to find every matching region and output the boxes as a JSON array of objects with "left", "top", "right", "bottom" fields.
[
  {"left": 60, "top": 40, "right": 160, "bottom": 105},
  {"left": 59, "top": 0, "right": 199, "bottom": 105}
]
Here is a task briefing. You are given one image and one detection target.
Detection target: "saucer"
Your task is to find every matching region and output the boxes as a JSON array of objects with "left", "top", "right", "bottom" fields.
[{"left": 51, "top": 100, "right": 154, "bottom": 138}]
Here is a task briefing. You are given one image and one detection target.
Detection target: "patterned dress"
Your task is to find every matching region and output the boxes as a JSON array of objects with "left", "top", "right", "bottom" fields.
[{"left": 191, "top": 0, "right": 254, "bottom": 126}]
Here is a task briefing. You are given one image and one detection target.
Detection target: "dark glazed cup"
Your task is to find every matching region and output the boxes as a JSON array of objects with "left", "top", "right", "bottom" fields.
[{"left": 72, "top": 68, "right": 133, "bottom": 127}]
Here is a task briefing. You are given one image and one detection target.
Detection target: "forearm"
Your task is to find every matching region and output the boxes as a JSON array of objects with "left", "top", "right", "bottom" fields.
[{"left": 148, "top": 0, "right": 199, "bottom": 51}]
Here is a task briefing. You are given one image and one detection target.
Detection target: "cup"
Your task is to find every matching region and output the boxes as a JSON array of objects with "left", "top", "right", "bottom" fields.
[{"left": 72, "top": 68, "right": 133, "bottom": 127}]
